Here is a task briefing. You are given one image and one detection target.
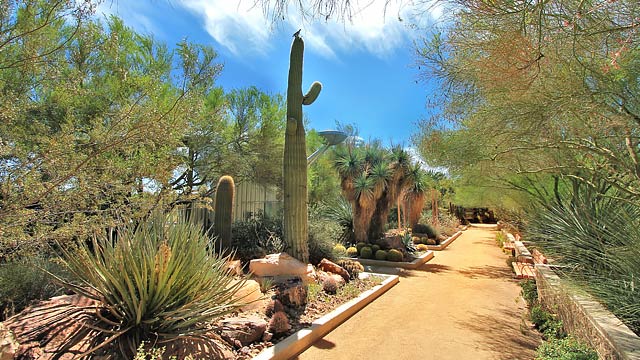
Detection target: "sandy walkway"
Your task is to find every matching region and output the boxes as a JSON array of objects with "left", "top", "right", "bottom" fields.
[{"left": 297, "top": 226, "right": 541, "bottom": 360}]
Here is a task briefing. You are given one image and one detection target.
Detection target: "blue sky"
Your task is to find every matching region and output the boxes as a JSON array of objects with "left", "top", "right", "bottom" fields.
[{"left": 97, "top": 1, "right": 442, "bottom": 146}]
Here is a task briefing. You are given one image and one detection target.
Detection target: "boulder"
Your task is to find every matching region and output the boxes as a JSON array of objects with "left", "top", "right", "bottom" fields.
[
  {"left": 275, "top": 277, "right": 307, "bottom": 308},
  {"left": 317, "top": 259, "right": 350, "bottom": 283},
  {"left": 0, "top": 323, "right": 18, "bottom": 360},
  {"left": 376, "top": 235, "right": 403, "bottom": 251},
  {"left": 227, "top": 260, "right": 243, "bottom": 276},
  {"left": 220, "top": 316, "right": 267, "bottom": 347},
  {"left": 231, "top": 279, "right": 265, "bottom": 311},
  {"left": 249, "top": 253, "right": 316, "bottom": 283}
]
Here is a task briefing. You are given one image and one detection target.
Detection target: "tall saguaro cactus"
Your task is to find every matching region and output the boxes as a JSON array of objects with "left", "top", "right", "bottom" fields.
[
  {"left": 283, "top": 33, "right": 322, "bottom": 263},
  {"left": 214, "top": 175, "right": 235, "bottom": 253}
]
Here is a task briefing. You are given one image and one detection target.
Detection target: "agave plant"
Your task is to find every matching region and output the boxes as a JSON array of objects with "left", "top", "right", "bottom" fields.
[{"left": 20, "top": 214, "right": 249, "bottom": 358}]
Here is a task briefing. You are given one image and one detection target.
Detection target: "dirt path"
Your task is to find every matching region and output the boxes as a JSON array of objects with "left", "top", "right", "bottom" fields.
[{"left": 297, "top": 226, "right": 541, "bottom": 360}]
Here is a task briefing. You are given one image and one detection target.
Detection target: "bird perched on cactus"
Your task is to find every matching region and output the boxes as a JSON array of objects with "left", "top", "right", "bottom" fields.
[{"left": 282, "top": 32, "right": 322, "bottom": 263}]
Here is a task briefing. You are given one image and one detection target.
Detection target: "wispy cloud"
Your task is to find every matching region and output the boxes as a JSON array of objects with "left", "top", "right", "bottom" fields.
[{"left": 175, "top": 0, "right": 438, "bottom": 59}]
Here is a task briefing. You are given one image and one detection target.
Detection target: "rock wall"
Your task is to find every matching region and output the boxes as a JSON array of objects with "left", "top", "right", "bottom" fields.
[{"left": 535, "top": 265, "right": 640, "bottom": 360}]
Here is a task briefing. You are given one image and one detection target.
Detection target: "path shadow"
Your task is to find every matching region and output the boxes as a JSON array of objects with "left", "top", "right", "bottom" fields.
[
  {"left": 456, "top": 265, "right": 515, "bottom": 280},
  {"left": 311, "top": 338, "right": 336, "bottom": 350},
  {"left": 456, "top": 309, "right": 540, "bottom": 360},
  {"left": 414, "top": 263, "right": 453, "bottom": 274}
]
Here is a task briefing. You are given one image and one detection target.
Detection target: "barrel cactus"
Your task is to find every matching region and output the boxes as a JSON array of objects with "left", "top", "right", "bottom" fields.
[
  {"left": 283, "top": 32, "right": 322, "bottom": 263},
  {"left": 360, "top": 246, "right": 373, "bottom": 259},
  {"left": 387, "top": 249, "right": 404, "bottom": 262},
  {"left": 214, "top": 175, "right": 235, "bottom": 252},
  {"left": 375, "top": 250, "right": 388, "bottom": 261}
]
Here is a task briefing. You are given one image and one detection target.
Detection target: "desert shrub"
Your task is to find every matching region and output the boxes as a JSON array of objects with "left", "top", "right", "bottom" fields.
[
  {"left": 360, "top": 246, "right": 373, "bottom": 259},
  {"left": 0, "top": 257, "right": 67, "bottom": 320},
  {"left": 387, "top": 249, "right": 403, "bottom": 262},
  {"left": 231, "top": 213, "right": 284, "bottom": 264},
  {"left": 496, "top": 232, "right": 507, "bottom": 247},
  {"left": 435, "top": 212, "right": 461, "bottom": 236},
  {"left": 308, "top": 213, "right": 343, "bottom": 265},
  {"left": 33, "top": 214, "right": 248, "bottom": 358},
  {"left": 530, "top": 304, "right": 566, "bottom": 339},
  {"left": 520, "top": 279, "right": 538, "bottom": 307},
  {"left": 535, "top": 337, "right": 598, "bottom": 360},
  {"left": 375, "top": 250, "right": 387, "bottom": 261},
  {"left": 412, "top": 223, "right": 438, "bottom": 239}
]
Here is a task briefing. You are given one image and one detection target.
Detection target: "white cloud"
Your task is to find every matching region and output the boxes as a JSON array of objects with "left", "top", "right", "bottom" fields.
[{"left": 175, "top": 0, "right": 439, "bottom": 59}]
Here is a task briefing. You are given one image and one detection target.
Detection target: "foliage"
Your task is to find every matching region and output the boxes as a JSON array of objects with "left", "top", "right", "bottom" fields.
[
  {"left": 308, "top": 210, "right": 343, "bottom": 265},
  {"left": 520, "top": 279, "right": 538, "bottom": 307},
  {"left": 0, "top": 258, "right": 66, "bottom": 320},
  {"left": 530, "top": 304, "right": 566, "bottom": 340},
  {"left": 535, "top": 337, "right": 598, "bottom": 360},
  {"left": 316, "top": 196, "right": 355, "bottom": 244},
  {"left": 231, "top": 213, "right": 285, "bottom": 264},
  {"left": 401, "top": 232, "right": 416, "bottom": 254},
  {"left": 412, "top": 223, "right": 438, "bottom": 239},
  {"left": 495, "top": 232, "right": 507, "bottom": 248},
  {"left": 38, "top": 214, "right": 247, "bottom": 358},
  {"left": 527, "top": 189, "right": 640, "bottom": 334}
]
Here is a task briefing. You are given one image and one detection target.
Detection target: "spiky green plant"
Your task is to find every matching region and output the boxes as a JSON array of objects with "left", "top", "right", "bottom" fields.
[
  {"left": 26, "top": 214, "right": 248, "bottom": 358},
  {"left": 527, "top": 190, "right": 640, "bottom": 334},
  {"left": 214, "top": 175, "right": 235, "bottom": 252},
  {"left": 319, "top": 196, "right": 354, "bottom": 244}
]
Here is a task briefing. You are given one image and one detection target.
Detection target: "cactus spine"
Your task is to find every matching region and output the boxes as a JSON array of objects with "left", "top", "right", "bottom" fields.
[
  {"left": 214, "top": 175, "right": 235, "bottom": 253},
  {"left": 283, "top": 32, "right": 322, "bottom": 263}
]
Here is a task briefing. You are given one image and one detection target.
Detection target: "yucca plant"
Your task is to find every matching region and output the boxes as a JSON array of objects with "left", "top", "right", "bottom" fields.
[
  {"left": 527, "top": 190, "right": 640, "bottom": 334},
  {"left": 19, "top": 213, "right": 249, "bottom": 358}
]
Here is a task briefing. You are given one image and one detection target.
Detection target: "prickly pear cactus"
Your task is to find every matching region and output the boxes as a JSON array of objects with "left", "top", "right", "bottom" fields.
[
  {"left": 283, "top": 32, "right": 322, "bottom": 263},
  {"left": 214, "top": 175, "right": 235, "bottom": 253}
]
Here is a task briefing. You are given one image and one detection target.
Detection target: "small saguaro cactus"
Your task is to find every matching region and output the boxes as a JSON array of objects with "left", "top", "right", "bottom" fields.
[
  {"left": 214, "top": 175, "right": 235, "bottom": 253},
  {"left": 283, "top": 31, "right": 322, "bottom": 263}
]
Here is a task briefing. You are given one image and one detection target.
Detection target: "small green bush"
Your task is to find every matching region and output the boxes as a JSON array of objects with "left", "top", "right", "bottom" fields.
[
  {"left": 535, "top": 337, "right": 598, "bottom": 360},
  {"left": 346, "top": 247, "right": 358, "bottom": 257},
  {"left": 387, "top": 249, "right": 403, "bottom": 262},
  {"left": 412, "top": 223, "right": 438, "bottom": 239},
  {"left": 308, "top": 216, "right": 343, "bottom": 265},
  {"left": 530, "top": 304, "right": 566, "bottom": 339},
  {"left": 495, "top": 232, "right": 507, "bottom": 247},
  {"left": 375, "top": 250, "right": 388, "bottom": 261},
  {"left": 0, "top": 258, "right": 67, "bottom": 320},
  {"left": 521, "top": 279, "right": 538, "bottom": 306},
  {"left": 360, "top": 246, "right": 373, "bottom": 259}
]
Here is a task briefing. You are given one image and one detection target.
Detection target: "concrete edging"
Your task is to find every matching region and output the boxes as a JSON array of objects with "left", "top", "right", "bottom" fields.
[
  {"left": 426, "top": 231, "right": 463, "bottom": 251},
  {"left": 535, "top": 265, "right": 640, "bottom": 360},
  {"left": 254, "top": 273, "right": 400, "bottom": 360},
  {"left": 351, "top": 250, "right": 435, "bottom": 269}
]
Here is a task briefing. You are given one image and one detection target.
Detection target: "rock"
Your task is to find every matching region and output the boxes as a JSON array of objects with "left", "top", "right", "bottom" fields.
[
  {"left": 231, "top": 279, "right": 265, "bottom": 311},
  {"left": 316, "top": 270, "right": 346, "bottom": 287},
  {"left": 0, "top": 323, "right": 18, "bottom": 360},
  {"left": 318, "top": 259, "right": 350, "bottom": 282},
  {"left": 376, "top": 235, "right": 403, "bottom": 251},
  {"left": 220, "top": 316, "right": 267, "bottom": 346},
  {"left": 275, "top": 277, "right": 307, "bottom": 308},
  {"left": 262, "top": 331, "right": 273, "bottom": 342},
  {"left": 249, "top": 253, "right": 316, "bottom": 283},
  {"left": 227, "top": 260, "right": 243, "bottom": 276}
]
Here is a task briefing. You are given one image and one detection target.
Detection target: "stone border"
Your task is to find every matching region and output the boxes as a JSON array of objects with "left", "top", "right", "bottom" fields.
[
  {"left": 254, "top": 273, "right": 399, "bottom": 360},
  {"left": 426, "top": 230, "right": 463, "bottom": 251},
  {"left": 350, "top": 250, "right": 435, "bottom": 269},
  {"left": 536, "top": 265, "right": 640, "bottom": 360}
]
